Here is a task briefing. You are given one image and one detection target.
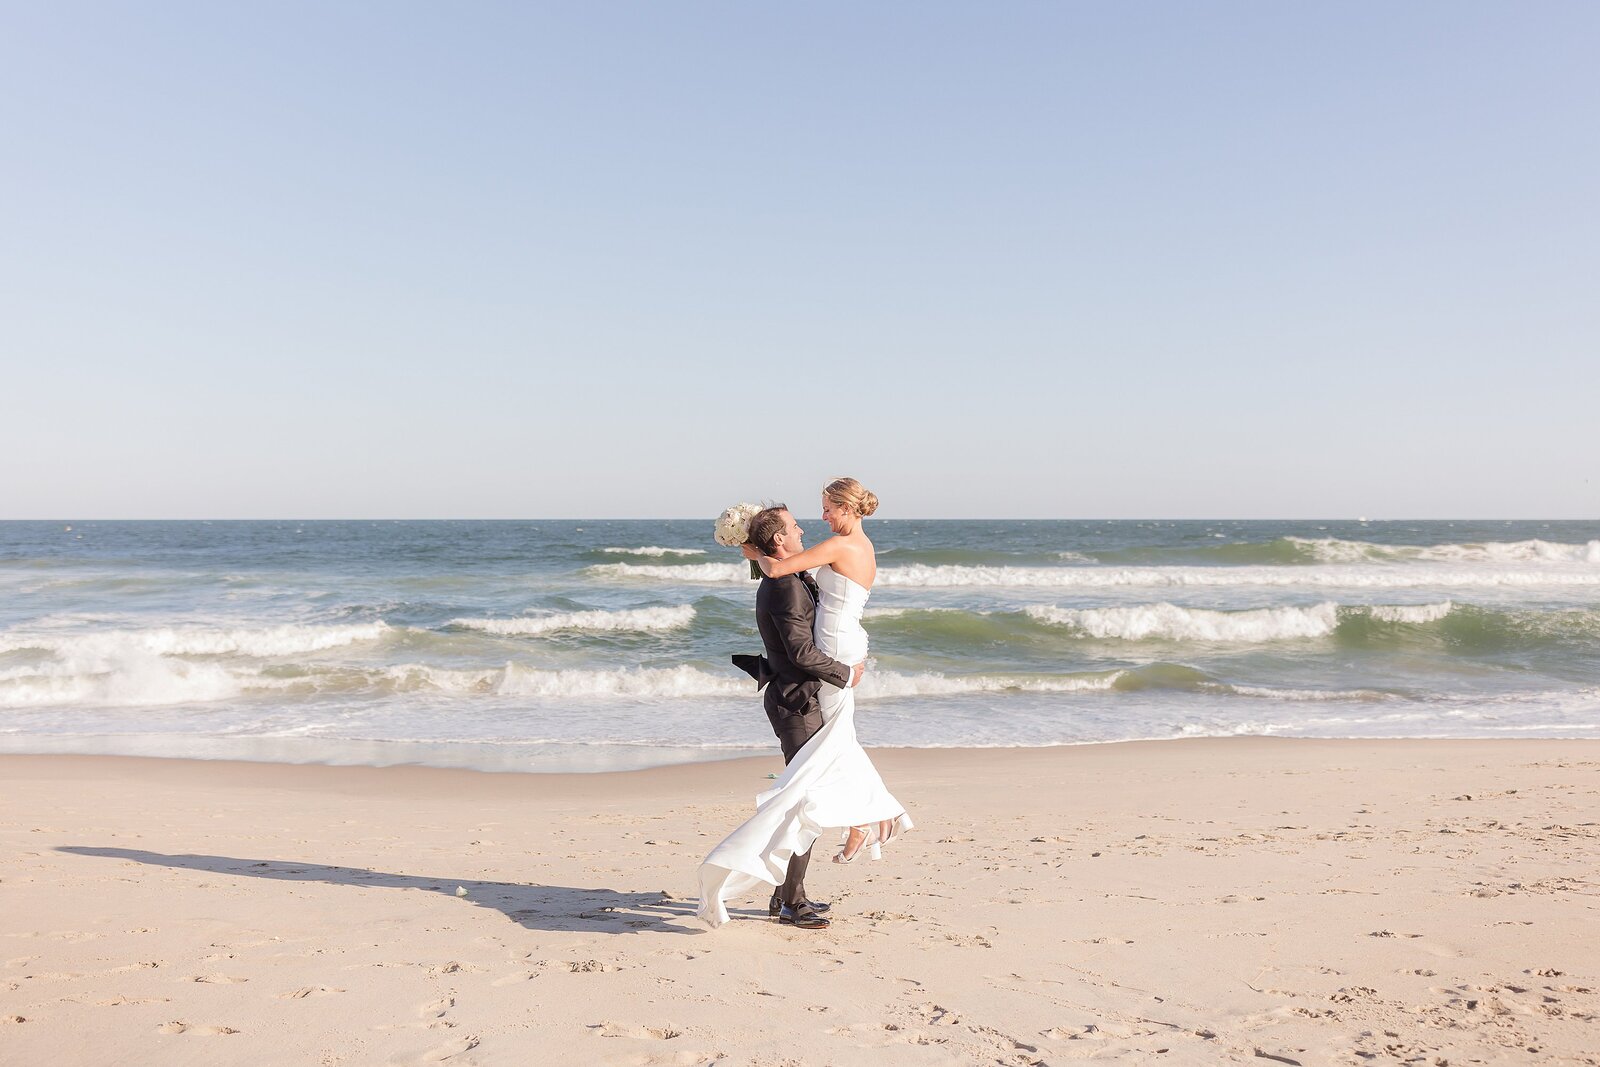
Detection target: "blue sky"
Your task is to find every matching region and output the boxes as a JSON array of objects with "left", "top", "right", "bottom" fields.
[{"left": 2, "top": 2, "right": 1595, "bottom": 518}]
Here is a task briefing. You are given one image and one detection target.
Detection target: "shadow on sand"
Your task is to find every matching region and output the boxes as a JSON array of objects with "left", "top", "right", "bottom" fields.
[{"left": 55, "top": 846, "right": 736, "bottom": 935}]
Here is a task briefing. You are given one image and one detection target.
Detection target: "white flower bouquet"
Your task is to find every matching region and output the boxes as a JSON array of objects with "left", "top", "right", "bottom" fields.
[{"left": 714, "top": 502, "right": 763, "bottom": 580}]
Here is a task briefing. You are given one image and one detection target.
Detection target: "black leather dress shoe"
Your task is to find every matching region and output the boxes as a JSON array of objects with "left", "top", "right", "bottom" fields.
[
  {"left": 776, "top": 901, "right": 831, "bottom": 929},
  {"left": 769, "top": 892, "right": 831, "bottom": 917}
]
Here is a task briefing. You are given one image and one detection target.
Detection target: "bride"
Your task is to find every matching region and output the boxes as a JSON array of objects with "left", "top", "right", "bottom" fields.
[{"left": 696, "top": 478, "right": 912, "bottom": 928}]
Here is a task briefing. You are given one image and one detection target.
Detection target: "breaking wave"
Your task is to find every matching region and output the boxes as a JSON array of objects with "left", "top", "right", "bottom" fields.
[
  {"left": 0, "top": 622, "right": 391, "bottom": 658},
  {"left": 1026, "top": 601, "right": 1458, "bottom": 642},
  {"left": 592, "top": 560, "right": 1600, "bottom": 590},
  {"left": 600, "top": 546, "right": 706, "bottom": 557},
  {"left": 1093, "top": 537, "right": 1600, "bottom": 567},
  {"left": 873, "top": 564, "right": 1600, "bottom": 590},
  {"left": 589, "top": 562, "right": 750, "bottom": 582},
  {"left": 449, "top": 606, "right": 695, "bottom": 636}
]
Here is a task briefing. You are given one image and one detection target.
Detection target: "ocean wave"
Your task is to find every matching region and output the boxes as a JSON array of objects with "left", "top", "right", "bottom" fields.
[
  {"left": 869, "top": 599, "right": 1600, "bottom": 652},
  {"left": 862, "top": 670, "right": 1120, "bottom": 697},
  {"left": 1227, "top": 684, "right": 1399, "bottom": 702},
  {"left": 1287, "top": 537, "right": 1600, "bottom": 565},
  {"left": 1028, "top": 602, "right": 1343, "bottom": 642},
  {"left": 0, "top": 658, "right": 249, "bottom": 708},
  {"left": 1089, "top": 536, "right": 1600, "bottom": 567},
  {"left": 873, "top": 564, "right": 1600, "bottom": 590},
  {"left": 1364, "top": 601, "right": 1454, "bottom": 624},
  {"left": 600, "top": 546, "right": 707, "bottom": 557},
  {"left": 449, "top": 606, "right": 695, "bottom": 636},
  {"left": 594, "top": 559, "right": 1600, "bottom": 589},
  {"left": 497, "top": 665, "right": 1122, "bottom": 700},
  {"left": 588, "top": 562, "right": 750, "bottom": 582},
  {"left": 0, "top": 656, "right": 1132, "bottom": 707},
  {"left": 0, "top": 622, "right": 391, "bottom": 659},
  {"left": 497, "top": 663, "right": 747, "bottom": 698},
  {"left": 1025, "top": 601, "right": 1461, "bottom": 643}
]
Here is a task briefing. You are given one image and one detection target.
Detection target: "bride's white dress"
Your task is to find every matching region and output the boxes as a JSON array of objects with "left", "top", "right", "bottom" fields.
[{"left": 696, "top": 565, "right": 913, "bottom": 927}]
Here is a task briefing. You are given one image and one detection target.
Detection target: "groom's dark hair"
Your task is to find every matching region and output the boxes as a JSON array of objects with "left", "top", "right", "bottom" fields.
[{"left": 746, "top": 505, "right": 789, "bottom": 556}]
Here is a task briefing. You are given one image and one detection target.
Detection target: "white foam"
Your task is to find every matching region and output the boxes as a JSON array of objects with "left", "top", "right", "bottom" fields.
[
  {"left": 871, "top": 564, "right": 1600, "bottom": 590},
  {"left": 1028, "top": 602, "right": 1341, "bottom": 642},
  {"left": 860, "top": 671, "right": 1120, "bottom": 697},
  {"left": 589, "top": 562, "right": 749, "bottom": 582},
  {"left": 496, "top": 663, "right": 747, "bottom": 698},
  {"left": 402, "top": 664, "right": 1120, "bottom": 701},
  {"left": 450, "top": 606, "right": 695, "bottom": 636},
  {"left": 595, "top": 557, "right": 1600, "bottom": 590},
  {"left": 0, "top": 622, "right": 391, "bottom": 658},
  {"left": 376, "top": 665, "right": 502, "bottom": 694},
  {"left": 600, "top": 546, "right": 707, "bottom": 557},
  {"left": 1290, "top": 537, "right": 1600, "bottom": 565},
  {"left": 0, "top": 657, "right": 247, "bottom": 708},
  {"left": 1228, "top": 684, "right": 1398, "bottom": 702},
  {"left": 1365, "top": 601, "right": 1454, "bottom": 623},
  {"left": 862, "top": 607, "right": 963, "bottom": 620}
]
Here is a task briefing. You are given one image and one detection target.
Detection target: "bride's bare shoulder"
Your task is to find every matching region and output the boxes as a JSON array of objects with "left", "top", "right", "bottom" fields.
[{"left": 829, "top": 534, "right": 877, "bottom": 588}]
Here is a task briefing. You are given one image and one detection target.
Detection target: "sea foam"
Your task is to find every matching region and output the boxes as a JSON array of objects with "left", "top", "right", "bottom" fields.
[
  {"left": 1025, "top": 601, "right": 1458, "bottom": 642},
  {"left": 873, "top": 564, "right": 1600, "bottom": 590},
  {"left": 0, "top": 622, "right": 391, "bottom": 659},
  {"left": 589, "top": 562, "right": 749, "bottom": 582},
  {"left": 0, "top": 657, "right": 248, "bottom": 708},
  {"left": 450, "top": 605, "right": 695, "bottom": 636},
  {"left": 600, "top": 546, "right": 707, "bottom": 557},
  {"left": 1028, "top": 602, "right": 1341, "bottom": 641},
  {"left": 1289, "top": 537, "right": 1600, "bottom": 565},
  {"left": 591, "top": 560, "right": 1600, "bottom": 589}
]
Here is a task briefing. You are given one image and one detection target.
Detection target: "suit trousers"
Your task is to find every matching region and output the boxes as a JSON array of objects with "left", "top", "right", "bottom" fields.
[{"left": 769, "top": 705, "right": 823, "bottom": 906}]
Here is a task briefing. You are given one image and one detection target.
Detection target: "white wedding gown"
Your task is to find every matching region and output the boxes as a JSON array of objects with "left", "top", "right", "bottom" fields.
[{"left": 696, "top": 565, "right": 913, "bottom": 927}]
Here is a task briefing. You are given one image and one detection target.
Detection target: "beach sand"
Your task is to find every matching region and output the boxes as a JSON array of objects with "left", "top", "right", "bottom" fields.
[{"left": 3, "top": 739, "right": 1597, "bottom": 1065}]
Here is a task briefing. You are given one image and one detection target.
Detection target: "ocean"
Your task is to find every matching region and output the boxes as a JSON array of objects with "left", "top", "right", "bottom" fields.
[{"left": 1, "top": 519, "right": 1596, "bottom": 771}]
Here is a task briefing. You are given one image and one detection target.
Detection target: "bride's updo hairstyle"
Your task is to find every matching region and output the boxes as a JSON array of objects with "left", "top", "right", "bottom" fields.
[{"left": 823, "top": 477, "right": 879, "bottom": 519}]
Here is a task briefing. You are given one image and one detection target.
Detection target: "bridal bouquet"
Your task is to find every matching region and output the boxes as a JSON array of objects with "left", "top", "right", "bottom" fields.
[{"left": 714, "top": 502, "right": 763, "bottom": 580}]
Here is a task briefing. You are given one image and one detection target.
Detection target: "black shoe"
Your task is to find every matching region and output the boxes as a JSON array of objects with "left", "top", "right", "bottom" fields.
[
  {"left": 776, "top": 901, "right": 831, "bottom": 929},
  {"left": 769, "top": 892, "right": 831, "bottom": 917}
]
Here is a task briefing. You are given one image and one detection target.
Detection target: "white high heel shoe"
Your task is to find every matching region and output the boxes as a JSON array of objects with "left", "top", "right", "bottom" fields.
[{"left": 833, "top": 824, "right": 879, "bottom": 864}]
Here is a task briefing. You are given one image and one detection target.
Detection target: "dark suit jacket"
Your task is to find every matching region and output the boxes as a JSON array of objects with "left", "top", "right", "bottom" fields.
[{"left": 733, "top": 572, "right": 852, "bottom": 729}]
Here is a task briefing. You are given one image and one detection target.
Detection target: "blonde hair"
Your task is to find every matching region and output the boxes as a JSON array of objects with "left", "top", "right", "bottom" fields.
[{"left": 823, "top": 477, "right": 879, "bottom": 519}]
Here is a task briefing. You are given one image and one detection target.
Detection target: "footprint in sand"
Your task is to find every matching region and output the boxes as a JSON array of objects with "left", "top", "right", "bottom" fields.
[
  {"left": 190, "top": 974, "right": 248, "bottom": 984},
  {"left": 415, "top": 1035, "right": 479, "bottom": 1062},
  {"left": 157, "top": 1021, "right": 240, "bottom": 1035},
  {"left": 490, "top": 972, "right": 538, "bottom": 986},
  {"left": 278, "top": 986, "right": 345, "bottom": 999},
  {"left": 594, "top": 1021, "right": 682, "bottom": 1040},
  {"left": 418, "top": 996, "right": 454, "bottom": 1019}
]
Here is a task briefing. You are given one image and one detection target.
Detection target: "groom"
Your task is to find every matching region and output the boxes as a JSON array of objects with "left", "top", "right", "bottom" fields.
[{"left": 733, "top": 504, "right": 865, "bottom": 930}]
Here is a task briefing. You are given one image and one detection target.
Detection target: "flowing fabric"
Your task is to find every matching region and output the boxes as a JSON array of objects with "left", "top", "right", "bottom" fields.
[{"left": 696, "top": 566, "right": 912, "bottom": 927}]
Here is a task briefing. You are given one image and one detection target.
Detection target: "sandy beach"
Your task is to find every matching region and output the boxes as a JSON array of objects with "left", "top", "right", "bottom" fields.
[{"left": 3, "top": 739, "right": 1597, "bottom": 1065}]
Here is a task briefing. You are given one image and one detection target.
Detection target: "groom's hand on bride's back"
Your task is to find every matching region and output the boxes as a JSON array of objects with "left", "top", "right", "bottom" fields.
[{"left": 851, "top": 662, "right": 866, "bottom": 688}]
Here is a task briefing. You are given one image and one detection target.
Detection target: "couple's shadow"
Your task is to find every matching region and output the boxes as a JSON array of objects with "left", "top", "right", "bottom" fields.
[{"left": 57, "top": 847, "right": 718, "bottom": 936}]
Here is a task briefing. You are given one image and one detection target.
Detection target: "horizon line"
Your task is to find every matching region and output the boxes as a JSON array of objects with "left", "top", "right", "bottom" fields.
[{"left": 3, "top": 517, "right": 1596, "bottom": 524}]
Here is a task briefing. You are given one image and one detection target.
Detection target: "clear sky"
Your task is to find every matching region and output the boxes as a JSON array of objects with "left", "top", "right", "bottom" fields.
[{"left": 2, "top": 2, "right": 1595, "bottom": 519}]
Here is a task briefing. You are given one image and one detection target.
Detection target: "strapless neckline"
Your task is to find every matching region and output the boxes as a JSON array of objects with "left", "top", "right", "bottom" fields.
[{"left": 816, "top": 564, "right": 871, "bottom": 594}]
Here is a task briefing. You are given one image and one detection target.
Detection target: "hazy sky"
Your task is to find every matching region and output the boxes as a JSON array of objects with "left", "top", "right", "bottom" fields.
[{"left": 2, "top": 3, "right": 1595, "bottom": 519}]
